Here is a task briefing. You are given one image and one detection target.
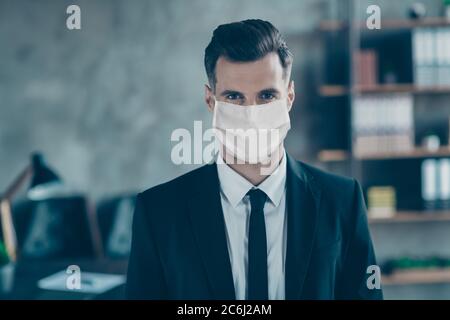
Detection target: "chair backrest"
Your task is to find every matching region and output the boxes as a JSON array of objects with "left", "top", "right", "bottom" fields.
[
  {"left": 9, "top": 195, "right": 100, "bottom": 260},
  {"left": 96, "top": 194, "right": 136, "bottom": 259}
]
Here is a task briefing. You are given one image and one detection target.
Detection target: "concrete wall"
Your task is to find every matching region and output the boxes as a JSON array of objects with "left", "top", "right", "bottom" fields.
[{"left": 0, "top": 0, "right": 326, "bottom": 197}]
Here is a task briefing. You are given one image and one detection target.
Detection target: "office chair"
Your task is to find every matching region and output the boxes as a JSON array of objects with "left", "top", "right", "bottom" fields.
[
  {"left": 10, "top": 195, "right": 102, "bottom": 260},
  {"left": 96, "top": 194, "right": 136, "bottom": 259}
]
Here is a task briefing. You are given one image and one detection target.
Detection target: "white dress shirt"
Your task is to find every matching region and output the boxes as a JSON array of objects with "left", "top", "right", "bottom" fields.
[{"left": 216, "top": 152, "right": 288, "bottom": 300}]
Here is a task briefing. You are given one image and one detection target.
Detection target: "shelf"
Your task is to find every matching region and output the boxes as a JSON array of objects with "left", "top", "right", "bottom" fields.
[
  {"left": 369, "top": 211, "right": 450, "bottom": 224},
  {"left": 319, "top": 17, "right": 450, "bottom": 32},
  {"left": 377, "top": 17, "right": 450, "bottom": 29},
  {"left": 382, "top": 268, "right": 450, "bottom": 286},
  {"left": 318, "top": 147, "right": 450, "bottom": 162},
  {"left": 319, "top": 84, "right": 450, "bottom": 97},
  {"left": 356, "top": 147, "right": 450, "bottom": 160},
  {"left": 319, "top": 85, "right": 348, "bottom": 97},
  {"left": 356, "top": 84, "right": 450, "bottom": 95},
  {"left": 319, "top": 20, "right": 347, "bottom": 32},
  {"left": 318, "top": 149, "right": 349, "bottom": 162}
]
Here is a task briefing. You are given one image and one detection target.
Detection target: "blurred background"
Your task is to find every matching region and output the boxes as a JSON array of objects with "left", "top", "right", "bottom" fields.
[{"left": 1, "top": 0, "right": 450, "bottom": 299}]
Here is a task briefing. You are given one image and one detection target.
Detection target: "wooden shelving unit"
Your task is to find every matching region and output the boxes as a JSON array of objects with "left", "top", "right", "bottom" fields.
[
  {"left": 317, "top": 2, "right": 450, "bottom": 295},
  {"left": 382, "top": 268, "right": 450, "bottom": 286},
  {"left": 369, "top": 211, "right": 450, "bottom": 224},
  {"left": 319, "top": 84, "right": 450, "bottom": 97}
]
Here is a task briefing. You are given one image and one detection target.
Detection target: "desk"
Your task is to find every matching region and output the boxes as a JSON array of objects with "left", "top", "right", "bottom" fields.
[{"left": 3, "top": 259, "right": 128, "bottom": 300}]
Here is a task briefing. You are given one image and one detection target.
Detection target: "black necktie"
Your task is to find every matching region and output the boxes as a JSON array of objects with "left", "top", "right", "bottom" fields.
[{"left": 247, "top": 188, "right": 268, "bottom": 300}]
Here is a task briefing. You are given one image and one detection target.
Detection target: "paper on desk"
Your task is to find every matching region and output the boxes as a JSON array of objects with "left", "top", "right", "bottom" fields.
[{"left": 38, "top": 270, "right": 125, "bottom": 294}]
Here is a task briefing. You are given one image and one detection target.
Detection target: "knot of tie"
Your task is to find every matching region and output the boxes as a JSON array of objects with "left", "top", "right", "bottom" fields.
[{"left": 247, "top": 188, "right": 267, "bottom": 213}]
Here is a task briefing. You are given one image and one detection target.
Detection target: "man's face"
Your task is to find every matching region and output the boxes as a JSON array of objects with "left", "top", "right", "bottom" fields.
[{"left": 205, "top": 52, "right": 295, "bottom": 109}]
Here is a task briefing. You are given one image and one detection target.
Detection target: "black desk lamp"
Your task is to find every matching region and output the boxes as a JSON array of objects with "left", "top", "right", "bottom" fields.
[
  {"left": 0, "top": 152, "right": 61, "bottom": 262},
  {"left": 29, "top": 153, "right": 61, "bottom": 190}
]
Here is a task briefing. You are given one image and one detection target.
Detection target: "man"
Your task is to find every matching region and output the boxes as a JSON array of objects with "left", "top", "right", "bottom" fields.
[{"left": 126, "top": 19, "right": 383, "bottom": 300}]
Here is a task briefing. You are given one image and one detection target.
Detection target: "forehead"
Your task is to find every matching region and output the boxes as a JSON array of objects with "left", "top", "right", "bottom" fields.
[{"left": 215, "top": 53, "right": 284, "bottom": 92}]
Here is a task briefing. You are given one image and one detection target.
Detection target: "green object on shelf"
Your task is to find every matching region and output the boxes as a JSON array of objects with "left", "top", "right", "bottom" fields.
[
  {"left": 0, "top": 242, "right": 9, "bottom": 266},
  {"left": 383, "top": 256, "right": 450, "bottom": 274},
  {"left": 444, "top": 0, "right": 450, "bottom": 6}
]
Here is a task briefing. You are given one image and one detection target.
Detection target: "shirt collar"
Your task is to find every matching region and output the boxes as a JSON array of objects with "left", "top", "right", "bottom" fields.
[{"left": 216, "top": 152, "right": 287, "bottom": 209}]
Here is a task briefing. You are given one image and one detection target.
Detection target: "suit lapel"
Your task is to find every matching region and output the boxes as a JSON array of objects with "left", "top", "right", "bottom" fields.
[
  {"left": 285, "top": 154, "right": 322, "bottom": 299},
  {"left": 187, "top": 163, "right": 236, "bottom": 300}
]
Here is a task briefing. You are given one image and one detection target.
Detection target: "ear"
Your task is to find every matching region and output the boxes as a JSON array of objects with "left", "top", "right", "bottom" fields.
[
  {"left": 205, "top": 84, "right": 215, "bottom": 112},
  {"left": 287, "top": 80, "right": 295, "bottom": 112}
]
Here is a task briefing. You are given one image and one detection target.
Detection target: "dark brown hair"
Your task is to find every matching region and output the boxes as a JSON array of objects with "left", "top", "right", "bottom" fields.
[{"left": 204, "top": 19, "right": 293, "bottom": 89}]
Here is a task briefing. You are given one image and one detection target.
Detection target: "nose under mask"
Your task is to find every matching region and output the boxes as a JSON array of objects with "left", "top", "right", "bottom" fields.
[{"left": 212, "top": 98, "right": 291, "bottom": 164}]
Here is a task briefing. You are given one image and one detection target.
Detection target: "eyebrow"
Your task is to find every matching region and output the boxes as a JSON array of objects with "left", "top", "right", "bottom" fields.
[
  {"left": 258, "top": 88, "right": 280, "bottom": 95},
  {"left": 219, "top": 90, "right": 244, "bottom": 97},
  {"left": 219, "top": 88, "right": 281, "bottom": 97}
]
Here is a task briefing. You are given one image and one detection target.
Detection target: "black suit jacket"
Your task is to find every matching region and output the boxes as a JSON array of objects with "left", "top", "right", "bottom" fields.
[{"left": 126, "top": 154, "right": 383, "bottom": 300}]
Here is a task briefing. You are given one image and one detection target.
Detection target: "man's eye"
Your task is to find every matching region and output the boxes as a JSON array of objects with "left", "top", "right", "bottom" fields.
[
  {"left": 226, "top": 94, "right": 241, "bottom": 100},
  {"left": 260, "top": 93, "right": 275, "bottom": 100}
]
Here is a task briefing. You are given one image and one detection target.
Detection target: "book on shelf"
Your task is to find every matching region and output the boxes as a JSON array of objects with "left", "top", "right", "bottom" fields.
[
  {"left": 354, "top": 50, "right": 378, "bottom": 87},
  {"left": 422, "top": 158, "right": 450, "bottom": 210},
  {"left": 352, "top": 93, "right": 414, "bottom": 157},
  {"left": 413, "top": 27, "right": 450, "bottom": 86},
  {"left": 367, "top": 186, "right": 396, "bottom": 219}
]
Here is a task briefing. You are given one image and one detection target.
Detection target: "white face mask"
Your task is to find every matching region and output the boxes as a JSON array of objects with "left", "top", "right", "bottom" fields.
[{"left": 212, "top": 98, "right": 291, "bottom": 164}]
